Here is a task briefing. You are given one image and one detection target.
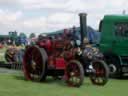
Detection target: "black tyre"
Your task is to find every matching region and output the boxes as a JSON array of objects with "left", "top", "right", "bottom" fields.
[
  {"left": 90, "top": 60, "right": 109, "bottom": 86},
  {"left": 104, "top": 55, "right": 121, "bottom": 78},
  {"left": 39, "top": 47, "right": 48, "bottom": 81},
  {"left": 66, "top": 60, "right": 84, "bottom": 87}
]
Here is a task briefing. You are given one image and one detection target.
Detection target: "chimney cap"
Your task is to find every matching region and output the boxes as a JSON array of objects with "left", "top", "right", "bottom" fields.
[{"left": 79, "top": 13, "right": 87, "bottom": 16}]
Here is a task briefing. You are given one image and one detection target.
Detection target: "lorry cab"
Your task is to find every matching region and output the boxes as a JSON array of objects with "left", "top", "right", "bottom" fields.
[{"left": 99, "top": 15, "right": 128, "bottom": 77}]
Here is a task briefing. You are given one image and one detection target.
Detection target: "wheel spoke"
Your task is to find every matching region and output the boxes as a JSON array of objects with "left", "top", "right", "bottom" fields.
[{"left": 66, "top": 61, "right": 84, "bottom": 87}]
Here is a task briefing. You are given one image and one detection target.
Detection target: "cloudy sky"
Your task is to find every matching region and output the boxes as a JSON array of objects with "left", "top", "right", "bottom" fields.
[{"left": 0, "top": 0, "right": 128, "bottom": 35}]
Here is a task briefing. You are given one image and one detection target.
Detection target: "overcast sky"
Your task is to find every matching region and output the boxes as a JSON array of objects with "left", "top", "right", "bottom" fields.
[{"left": 0, "top": 0, "right": 128, "bottom": 35}]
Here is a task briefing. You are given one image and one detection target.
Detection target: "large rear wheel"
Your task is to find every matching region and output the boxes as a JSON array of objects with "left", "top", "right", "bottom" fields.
[
  {"left": 66, "top": 60, "right": 84, "bottom": 87},
  {"left": 90, "top": 60, "right": 109, "bottom": 86},
  {"left": 23, "top": 46, "right": 47, "bottom": 82}
]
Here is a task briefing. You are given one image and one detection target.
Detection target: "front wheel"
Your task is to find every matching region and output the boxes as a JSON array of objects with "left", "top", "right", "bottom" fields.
[
  {"left": 66, "top": 60, "right": 84, "bottom": 87},
  {"left": 89, "top": 60, "right": 109, "bottom": 86}
]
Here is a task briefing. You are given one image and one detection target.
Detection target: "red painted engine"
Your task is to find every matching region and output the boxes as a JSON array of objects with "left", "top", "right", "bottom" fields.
[
  {"left": 37, "top": 38, "right": 74, "bottom": 70},
  {"left": 23, "top": 35, "right": 84, "bottom": 87}
]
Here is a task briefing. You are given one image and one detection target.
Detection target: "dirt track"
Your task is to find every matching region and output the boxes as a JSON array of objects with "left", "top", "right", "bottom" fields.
[{"left": 0, "top": 68, "right": 22, "bottom": 74}]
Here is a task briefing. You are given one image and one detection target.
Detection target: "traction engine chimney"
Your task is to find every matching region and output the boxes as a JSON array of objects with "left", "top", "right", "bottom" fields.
[{"left": 79, "top": 13, "right": 87, "bottom": 45}]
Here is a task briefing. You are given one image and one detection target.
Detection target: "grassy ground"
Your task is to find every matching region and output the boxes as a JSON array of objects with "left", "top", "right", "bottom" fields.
[{"left": 0, "top": 73, "right": 128, "bottom": 96}]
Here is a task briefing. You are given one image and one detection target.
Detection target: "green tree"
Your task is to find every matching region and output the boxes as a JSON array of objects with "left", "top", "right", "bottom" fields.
[
  {"left": 9, "top": 31, "right": 18, "bottom": 41},
  {"left": 19, "top": 33, "right": 27, "bottom": 38},
  {"left": 29, "top": 33, "right": 36, "bottom": 38}
]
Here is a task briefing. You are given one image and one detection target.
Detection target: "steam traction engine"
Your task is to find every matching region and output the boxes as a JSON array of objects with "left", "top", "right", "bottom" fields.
[
  {"left": 23, "top": 38, "right": 84, "bottom": 87},
  {"left": 23, "top": 13, "right": 109, "bottom": 87}
]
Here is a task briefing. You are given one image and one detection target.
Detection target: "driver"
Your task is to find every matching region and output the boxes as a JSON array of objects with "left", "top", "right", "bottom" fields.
[{"left": 83, "top": 38, "right": 101, "bottom": 59}]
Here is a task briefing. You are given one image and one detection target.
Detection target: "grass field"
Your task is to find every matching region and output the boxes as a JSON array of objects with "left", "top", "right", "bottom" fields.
[
  {"left": 0, "top": 47, "right": 128, "bottom": 96},
  {"left": 0, "top": 73, "right": 128, "bottom": 96}
]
